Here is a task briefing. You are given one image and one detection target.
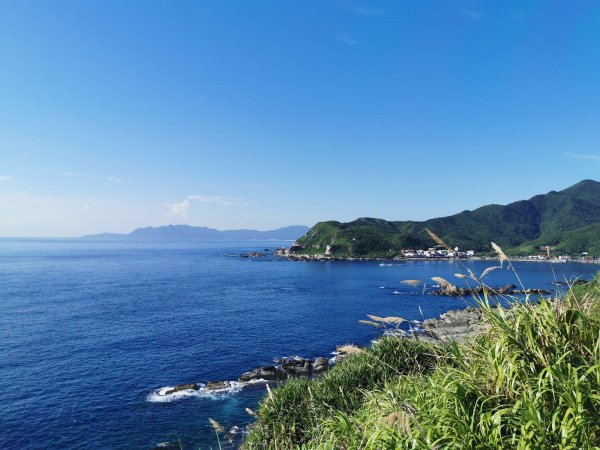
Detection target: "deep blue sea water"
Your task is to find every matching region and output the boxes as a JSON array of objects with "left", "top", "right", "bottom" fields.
[{"left": 1, "top": 239, "right": 598, "bottom": 449}]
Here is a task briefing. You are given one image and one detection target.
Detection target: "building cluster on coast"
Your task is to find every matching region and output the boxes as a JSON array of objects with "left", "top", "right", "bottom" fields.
[
  {"left": 514, "top": 246, "right": 600, "bottom": 264},
  {"left": 275, "top": 245, "right": 600, "bottom": 263},
  {"left": 515, "top": 253, "right": 600, "bottom": 264},
  {"left": 275, "top": 245, "right": 477, "bottom": 260},
  {"left": 402, "top": 247, "right": 475, "bottom": 259}
]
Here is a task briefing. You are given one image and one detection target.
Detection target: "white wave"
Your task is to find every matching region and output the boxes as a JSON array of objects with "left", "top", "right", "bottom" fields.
[
  {"left": 383, "top": 329, "right": 407, "bottom": 337},
  {"left": 378, "top": 286, "right": 386, "bottom": 289},
  {"left": 147, "top": 380, "right": 253, "bottom": 403},
  {"left": 274, "top": 355, "right": 304, "bottom": 364},
  {"left": 239, "top": 378, "right": 270, "bottom": 387},
  {"left": 206, "top": 381, "right": 244, "bottom": 395},
  {"left": 147, "top": 384, "right": 205, "bottom": 403}
]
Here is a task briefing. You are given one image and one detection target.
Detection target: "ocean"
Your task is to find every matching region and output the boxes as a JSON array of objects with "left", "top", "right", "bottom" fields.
[{"left": 1, "top": 239, "right": 597, "bottom": 449}]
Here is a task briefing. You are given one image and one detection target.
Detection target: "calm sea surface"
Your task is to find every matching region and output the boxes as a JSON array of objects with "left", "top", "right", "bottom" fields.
[{"left": 1, "top": 239, "right": 598, "bottom": 449}]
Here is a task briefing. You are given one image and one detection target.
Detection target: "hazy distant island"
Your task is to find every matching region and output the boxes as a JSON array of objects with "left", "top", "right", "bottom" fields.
[
  {"left": 284, "top": 179, "right": 600, "bottom": 259},
  {"left": 83, "top": 224, "right": 309, "bottom": 241}
]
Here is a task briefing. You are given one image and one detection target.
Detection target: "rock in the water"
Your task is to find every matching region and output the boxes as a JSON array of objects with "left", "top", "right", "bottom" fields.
[
  {"left": 205, "top": 381, "right": 230, "bottom": 392},
  {"left": 281, "top": 358, "right": 312, "bottom": 377},
  {"left": 420, "top": 307, "right": 486, "bottom": 343},
  {"left": 313, "top": 357, "right": 329, "bottom": 374},
  {"left": 239, "top": 366, "right": 278, "bottom": 382},
  {"left": 164, "top": 383, "right": 198, "bottom": 395},
  {"left": 497, "top": 284, "right": 516, "bottom": 294},
  {"left": 524, "top": 288, "right": 551, "bottom": 295}
]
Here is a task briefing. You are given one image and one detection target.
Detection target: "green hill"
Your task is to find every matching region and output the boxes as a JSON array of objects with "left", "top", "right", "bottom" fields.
[{"left": 294, "top": 179, "right": 600, "bottom": 257}]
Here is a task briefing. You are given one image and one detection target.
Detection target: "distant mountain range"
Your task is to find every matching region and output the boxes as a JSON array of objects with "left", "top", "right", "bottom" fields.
[
  {"left": 83, "top": 225, "right": 309, "bottom": 241},
  {"left": 295, "top": 180, "right": 600, "bottom": 257}
]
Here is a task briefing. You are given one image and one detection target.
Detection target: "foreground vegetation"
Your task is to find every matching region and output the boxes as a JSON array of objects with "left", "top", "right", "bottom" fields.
[
  {"left": 243, "top": 275, "right": 600, "bottom": 449},
  {"left": 295, "top": 179, "right": 600, "bottom": 257}
]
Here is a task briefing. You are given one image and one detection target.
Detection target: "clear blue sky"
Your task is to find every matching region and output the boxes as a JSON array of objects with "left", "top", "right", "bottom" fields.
[{"left": 1, "top": 0, "right": 599, "bottom": 236}]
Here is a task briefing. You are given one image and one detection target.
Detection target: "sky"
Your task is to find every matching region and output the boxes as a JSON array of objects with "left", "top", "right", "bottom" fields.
[{"left": 1, "top": 0, "right": 600, "bottom": 236}]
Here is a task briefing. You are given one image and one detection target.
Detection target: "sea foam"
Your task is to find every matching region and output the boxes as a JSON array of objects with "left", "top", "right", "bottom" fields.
[{"left": 146, "top": 379, "right": 266, "bottom": 403}]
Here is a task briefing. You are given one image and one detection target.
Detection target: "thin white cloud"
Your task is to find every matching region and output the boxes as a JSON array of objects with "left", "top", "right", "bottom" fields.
[
  {"left": 60, "top": 172, "right": 131, "bottom": 183},
  {"left": 566, "top": 153, "right": 600, "bottom": 162},
  {"left": 166, "top": 199, "right": 191, "bottom": 217},
  {"left": 336, "top": 33, "right": 359, "bottom": 45},
  {"left": 0, "top": 176, "right": 13, "bottom": 182},
  {"left": 186, "top": 195, "right": 248, "bottom": 206},
  {"left": 461, "top": 11, "right": 481, "bottom": 20},
  {"left": 247, "top": 183, "right": 266, "bottom": 190},
  {"left": 165, "top": 194, "right": 249, "bottom": 217},
  {"left": 350, "top": 5, "right": 386, "bottom": 16},
  {"left": 61, "top": 171, "right": 85, "bottom": 176}
]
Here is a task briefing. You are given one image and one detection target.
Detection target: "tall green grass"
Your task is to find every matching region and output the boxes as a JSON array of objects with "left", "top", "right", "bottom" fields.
[
  {"left": 243, "top": 338, "right": 439, "bottom": 449},
  {"left": 243, "top": 285, "right": 600, "bottom": 449}
]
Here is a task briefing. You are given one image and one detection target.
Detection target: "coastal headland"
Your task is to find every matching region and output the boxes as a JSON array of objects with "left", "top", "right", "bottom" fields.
[{"left": 282, "top": 180, "right": 600, "bottom": 261}]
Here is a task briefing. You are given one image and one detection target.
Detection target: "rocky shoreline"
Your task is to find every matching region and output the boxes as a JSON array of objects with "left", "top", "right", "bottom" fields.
[
  {"left": 151, "top": 271, "right": 580, "bottom": 450},
  {"left": 151, "top": 304, "right": 496, "bottom": 449},
  {"left": 151, "top": 304, "right": 496, "bottom": 402}
]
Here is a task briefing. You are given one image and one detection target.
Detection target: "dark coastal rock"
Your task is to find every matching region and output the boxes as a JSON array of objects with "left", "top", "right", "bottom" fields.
[
  {"left": 313, "top": 357, "right": 329, "bottom": 374},
  {"left": 238, "top": 366, "right": 278, "bottom": 382},
  {"left": 164, "top": 383, "right": 198, "bottom": 395},
  {"left": 241, "top": 251, "right": 263, "bottom": 258},
  {"left": 420, "top": 307, "right": 487, "bottom": 343},
  {"left": 509, "top": 288, "right": 551, "bottom": 295},
  {"left": 553, "top": 279, "right": 588, "bottom": 286},
  {"left": 431, "top": 286, "right": 481, "bottom": 296},
  {"left": 496, "top": 284, "right": 516, "bottom": 294},
  {"left": 205, "top": 381, "right": 230, "bottom": 392},
  {"left": 431, "top": 283, "right": 550, "bottom": 297},
  {"left": 281, "top": 358, "right": 312, "bottom": 377},
  {"left": 523, "top": 288, "right": 551, "bottom": 295}
]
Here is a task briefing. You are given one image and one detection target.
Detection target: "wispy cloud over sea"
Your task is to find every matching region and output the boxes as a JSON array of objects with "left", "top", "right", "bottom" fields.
[
  {"left": 336, "top": 32, "right": 359, "bottom": 45},
  {"left": 349, "top": 5, "right": 386, "bottom": 16},
  {"left": 566, "top": 153, "right": 600, "bottom": 162}
]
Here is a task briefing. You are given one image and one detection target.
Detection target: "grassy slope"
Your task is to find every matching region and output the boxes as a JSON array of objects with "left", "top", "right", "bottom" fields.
[
  {"left": 570, "top": 272, "right": 600, "bottom": 316},
  {"left": 243, "top": 278, "right": 600, "bottom": 449},
  {"left": 295, "top": 180, "right": 600, "bottom": 257}
]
